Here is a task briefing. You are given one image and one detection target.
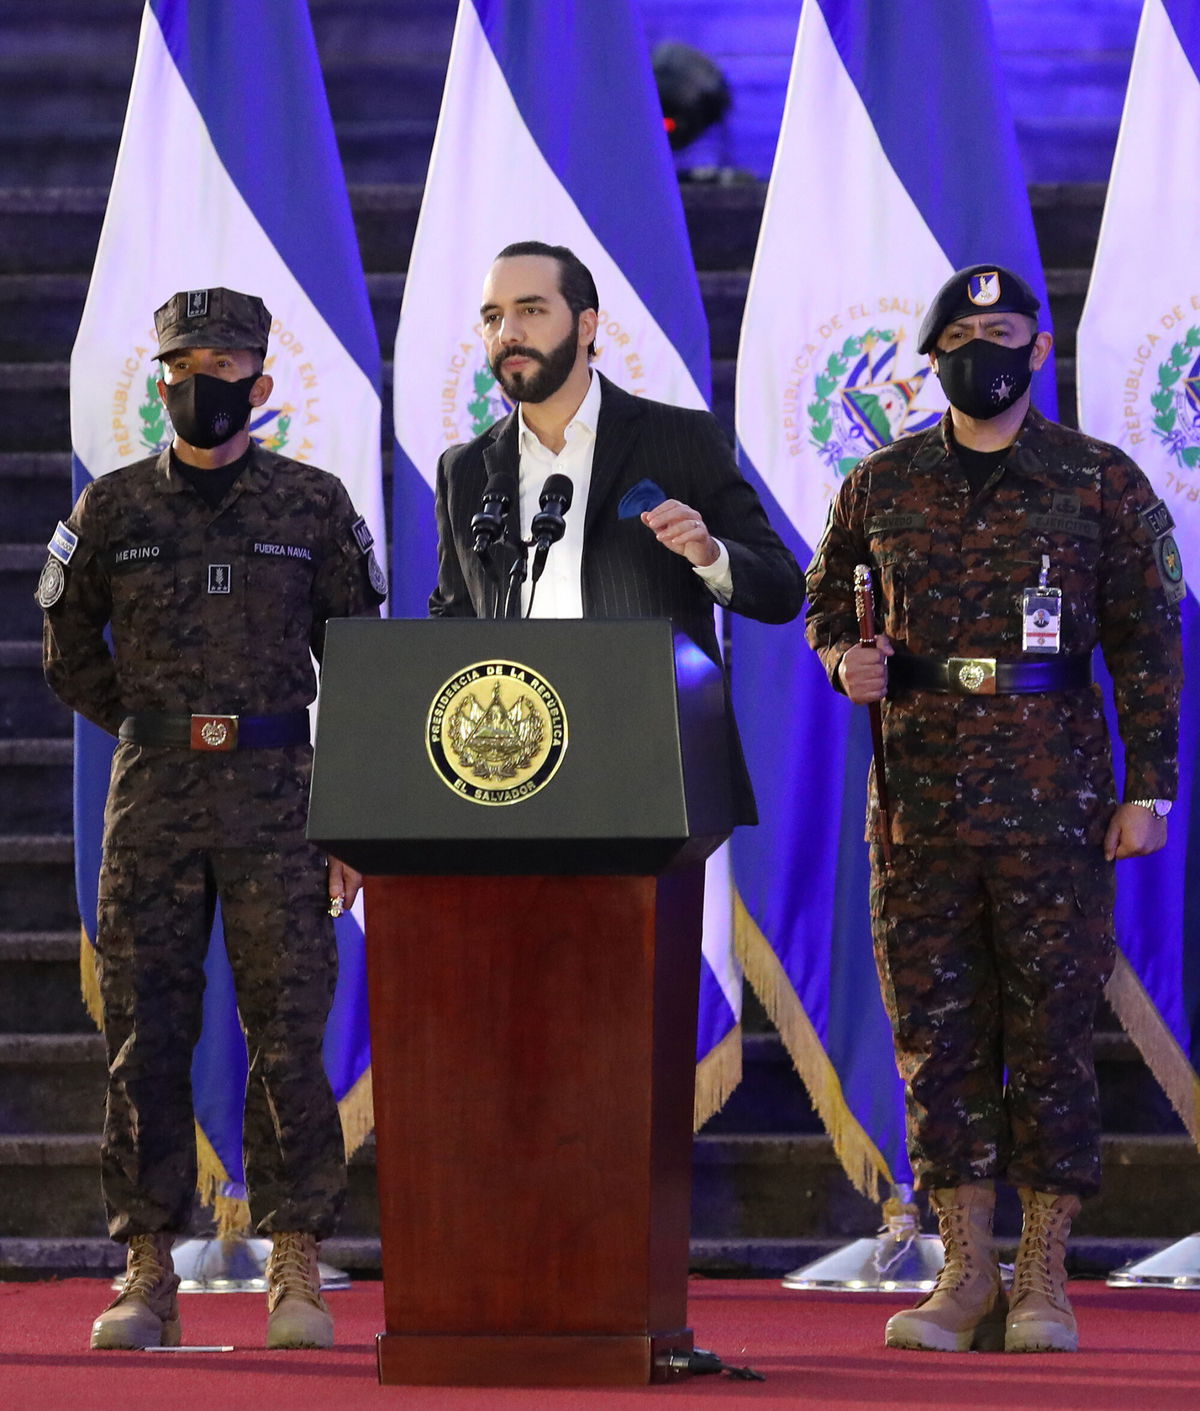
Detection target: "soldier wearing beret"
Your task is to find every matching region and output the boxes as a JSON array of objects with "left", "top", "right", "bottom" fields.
[
  {"left": 38, "top": 287, "right": 387, "bottom": 1351},
  {"left": 805, "top": 265, "right": 1183, "bottom": 1355}
]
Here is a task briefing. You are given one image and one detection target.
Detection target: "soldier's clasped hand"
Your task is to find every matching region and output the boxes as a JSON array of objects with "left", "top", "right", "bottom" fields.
[{"left": 838, "top": 634, "right": 894, "bottom": 704}]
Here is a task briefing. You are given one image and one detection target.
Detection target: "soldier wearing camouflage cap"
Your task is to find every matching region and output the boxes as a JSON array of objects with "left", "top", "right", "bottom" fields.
[
  {"left": 38, "top": 286, "right": 387, "bottom": 1353},
  {"left": 805, "top": 263, "right": 1182, "bottom": 1356}
]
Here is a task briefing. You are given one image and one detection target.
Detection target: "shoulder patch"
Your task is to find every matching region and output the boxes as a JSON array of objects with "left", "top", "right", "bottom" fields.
[
  {"left": 351, "top": 517, "right": 374, "bottom": 554},
  {"left": 35, "top": 558, "right": 66, "bottom": 609},
  {"left": 366, "top": 549, "right": 389, "bottom": 599},
  {"left": 1141, "top": 498, "right": 1175, "bottom": 540},
  {"left": 48, "top": 521, "right": 78, "bottom": 565},
  {"left": 1154, "top": 533, "right": 1186, "bottom": 604}
]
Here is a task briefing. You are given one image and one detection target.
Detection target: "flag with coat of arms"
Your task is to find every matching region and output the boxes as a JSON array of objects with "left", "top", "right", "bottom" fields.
[
  {"left": 68, "top": 0, "right": 385, "bottom": 1233},
  {"left": 1075, "top": 0, "right": 1200, "bottom": 1142},
  {"left": 732, "top": 0, "right": 1056, "bottom": 1202},
  {"left": 391, "top": 0, "right": 741, "bottom": 1121}
]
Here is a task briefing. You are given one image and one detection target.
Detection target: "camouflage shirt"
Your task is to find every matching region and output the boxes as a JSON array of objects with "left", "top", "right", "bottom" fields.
[
  {"left": 40, "top": 444, "right": 385, "bottom": 847},
  {"left": 805, "top": 409, "right": 1183, "bottom": 848}
]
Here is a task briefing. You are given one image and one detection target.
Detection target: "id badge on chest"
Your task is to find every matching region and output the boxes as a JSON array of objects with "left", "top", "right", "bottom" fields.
[{"left": 1022, "top": 555, "right": 1062, "bottom": 654}]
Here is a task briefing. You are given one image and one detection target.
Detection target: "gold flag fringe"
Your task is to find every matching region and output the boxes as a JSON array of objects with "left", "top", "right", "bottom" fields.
[
  {"left": 194, "top": 1122, "right": 252, "bottom": 1239},
  {"left": 694, "top": 1022, "right": 742, "bottom": 1131},
  {"left": 1105, "top": 947, "right": 1200, "bottom": 1148},
  {"left": 734, "top": 892, "right": 893, "bottom": 1203},
  {"left": 79, "top": 925, "right": 102, "bottom": 1029},
  {"left": 339, "top": 1065, "right": 375, "bottom": 1157}
]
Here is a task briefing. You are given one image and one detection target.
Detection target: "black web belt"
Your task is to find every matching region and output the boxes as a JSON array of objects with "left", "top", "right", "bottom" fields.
[
  {"left": 888, "top": 653, "right": 1092, "bottom": 696},
  {"left": 118, "top": 710, "right": 310, "bottom": 751}
]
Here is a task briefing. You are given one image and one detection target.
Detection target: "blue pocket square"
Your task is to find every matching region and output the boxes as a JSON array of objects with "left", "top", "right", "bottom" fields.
[{"left": 618, "top": 479, "right": 666, "bottom": 519}]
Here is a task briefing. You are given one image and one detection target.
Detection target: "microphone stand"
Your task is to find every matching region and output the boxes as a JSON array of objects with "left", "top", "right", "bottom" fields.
[{"left": 503, "top": 538, "right": 529, "bottom": 620}]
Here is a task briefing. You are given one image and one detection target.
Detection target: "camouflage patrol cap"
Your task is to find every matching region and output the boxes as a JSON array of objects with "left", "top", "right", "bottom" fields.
[
  {"left": 152, "top": 286, "right": 272, "bottom": 360},
  {"left": 917, "top": 265, "right": 1041, "bottom": 355}
]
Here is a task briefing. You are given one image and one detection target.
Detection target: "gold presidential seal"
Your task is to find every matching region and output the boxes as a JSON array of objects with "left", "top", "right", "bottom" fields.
[{"left": 426, "top": 660, "right": 567, "bottom": 805}]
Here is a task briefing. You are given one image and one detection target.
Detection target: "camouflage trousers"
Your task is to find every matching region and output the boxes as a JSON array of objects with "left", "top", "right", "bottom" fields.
[
  {"left": 869, "top": 843, "right": 1116, "bottom": 1197},
  {"left": 94, "top": 838, "right": 346, "bottom": 1241}
]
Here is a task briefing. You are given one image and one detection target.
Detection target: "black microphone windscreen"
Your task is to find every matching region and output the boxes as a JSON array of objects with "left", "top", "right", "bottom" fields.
[
  {"left": 540, "top": 473, "right": 574, "bottom": 511},
  {"left": 482, "top": 470, "right": 516, "bottom": 505}
]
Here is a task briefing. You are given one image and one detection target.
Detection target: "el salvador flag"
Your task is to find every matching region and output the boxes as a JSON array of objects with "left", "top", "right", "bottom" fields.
[
  {"left": 69, "top": 0, "right": 384, "bottom": 1233},
  {"left": 732, "top": 0, "right": 1055, "bottom": 1202},
  {"left": 1076, "top": 0, "right": 1200, "bottom": 1138},
  {"left": 391, "top": 0, "right": 741, "bottom": 1122}
]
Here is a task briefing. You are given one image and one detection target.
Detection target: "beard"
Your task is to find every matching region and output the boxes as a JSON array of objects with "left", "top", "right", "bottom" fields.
[{"left": 491, "top": 317, "right": 581, "bottom": 403}]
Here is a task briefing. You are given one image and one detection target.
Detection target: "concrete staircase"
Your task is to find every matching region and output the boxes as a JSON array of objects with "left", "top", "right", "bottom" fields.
[{"left": 2, "top": 0, "right": 1196, "bottom": 1282}]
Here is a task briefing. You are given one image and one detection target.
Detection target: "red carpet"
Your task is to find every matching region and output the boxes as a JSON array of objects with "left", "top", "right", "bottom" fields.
[{"left": 2, "top": 1278, "right": 1198, "bottom": 1410}]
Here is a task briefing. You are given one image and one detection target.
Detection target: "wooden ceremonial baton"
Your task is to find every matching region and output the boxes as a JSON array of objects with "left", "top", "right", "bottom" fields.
[{"left": 853, "top": 564, "right": 893, "bottom": 867}]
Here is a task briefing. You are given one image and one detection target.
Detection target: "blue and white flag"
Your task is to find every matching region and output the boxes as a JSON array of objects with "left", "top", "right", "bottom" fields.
[
  {"left": 392, "top": 0, "right": 740, "bottom": 1121},
  {"left": 733, "top": 0, "right": 1055, "bottom": 1199},
  {"left": 69, "top": 0, "right": 384, "bottom": 1232},
  {"left": 1076, "top": 0, "right": 1200, "bottom": 1140}
]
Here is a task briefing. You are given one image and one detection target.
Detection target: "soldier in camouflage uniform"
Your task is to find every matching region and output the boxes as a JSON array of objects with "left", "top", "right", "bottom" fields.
[
  {"left": 38, "top": 288, "right": 387, "bottom": 1352},
  {"left": 805, "top": 265, "right": 1182, "bottom": 1355}
]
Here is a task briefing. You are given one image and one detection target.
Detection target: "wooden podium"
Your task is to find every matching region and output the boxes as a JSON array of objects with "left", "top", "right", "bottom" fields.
[{"left": 309, "top": 620, "right": 735, "bottom": 1386}]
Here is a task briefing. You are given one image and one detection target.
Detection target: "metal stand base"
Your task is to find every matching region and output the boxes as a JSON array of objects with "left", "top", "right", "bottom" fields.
[
  {"left": 1107, "top": 1232, "right": 1200, "bottom": 1289},
  {"left": 110, "top": 1237, "right": 351, "bottom": 1294},
  {"left": 782, "top": 1233, "right": 945, "bottom": 1292}
]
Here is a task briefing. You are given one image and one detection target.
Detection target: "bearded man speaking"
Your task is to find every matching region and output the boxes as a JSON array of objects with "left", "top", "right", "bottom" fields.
[{"left": 427, "top": 239, "right": 803, "bottom": 824}]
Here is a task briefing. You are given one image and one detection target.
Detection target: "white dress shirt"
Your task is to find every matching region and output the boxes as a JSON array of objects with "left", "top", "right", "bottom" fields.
[{"left": 516, "top": 373, "right": 732, "bottom": 617}]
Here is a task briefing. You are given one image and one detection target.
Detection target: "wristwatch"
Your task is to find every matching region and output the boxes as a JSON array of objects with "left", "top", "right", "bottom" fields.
[{"left": 1127, "top": 798, "right": 1172, "bottom": 818}]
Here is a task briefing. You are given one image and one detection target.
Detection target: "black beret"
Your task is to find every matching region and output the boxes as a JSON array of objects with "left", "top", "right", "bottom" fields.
[
  {"left": 153, "top": 286, "right": 272, "bottom": 360},
  {"left": 917, "top": 265, "right": 1041, "bottom": 355}
]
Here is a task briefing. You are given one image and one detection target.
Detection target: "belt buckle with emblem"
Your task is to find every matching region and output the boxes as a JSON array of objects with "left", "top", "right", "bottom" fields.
[
  {"left": 190, "top": 714, "right": 239, "bottom": 750},
  {"left": 948, "top": 657, "right": 997, "bottom": 694}
]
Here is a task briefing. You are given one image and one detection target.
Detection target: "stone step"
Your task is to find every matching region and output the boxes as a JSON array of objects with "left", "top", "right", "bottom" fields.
[
  {"left": 0, "top": 181, "right": 1105, "bottom": 280},
  {"left": 691, "top": 1132, "right": 1200, "bottom": 1242},
  {"left": 0, "top": 452, "right": 73, "bottom": 530},
  {"left": 0, "top": 929, "right": 92, "bottom": 1034},
  {"left": 0, "top": 641, "right": 72, "bottom": 738},
  {"left": 0, "top": 544, "right": 46, "bottom": 643},
  {"left": 0, "top": 736, "right": 72, "bottom": 836},
  {"left": 0, "top": 1032, "right": 105, "bottom": 1133},
  {"left": 3, "top": 1126, "right": 1194, "bottom": 1244},
  {"left": 0, "top": 831, "right": 75, "bottom": 933}
]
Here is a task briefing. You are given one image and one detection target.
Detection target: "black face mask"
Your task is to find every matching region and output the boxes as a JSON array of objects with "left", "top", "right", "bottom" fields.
[
  {"left": 934, "top": 337, "right": 1036, "bottom": 420},
  {"left": 162, "top": 372, "right": 258, "bottom": 448}
]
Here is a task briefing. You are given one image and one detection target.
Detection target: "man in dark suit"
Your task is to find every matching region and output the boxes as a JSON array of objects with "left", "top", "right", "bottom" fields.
[{"left": 429, "top": 241, "right": 803, "bottom": 821}]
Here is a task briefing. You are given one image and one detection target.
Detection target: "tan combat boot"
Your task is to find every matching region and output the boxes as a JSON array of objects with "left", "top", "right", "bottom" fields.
[
  {"left": 885, "top": 1182, "right": 1007, "bottom": 1352},
  {"left": 1005, "top": 1188, "right": 1081, "bottom": 1352},
  {"left": 265, "top": 1231, "right": 333, "bottom": 1349},
  {"left": 90, "top": 1233, "right": 181, "bottom": 1349}
]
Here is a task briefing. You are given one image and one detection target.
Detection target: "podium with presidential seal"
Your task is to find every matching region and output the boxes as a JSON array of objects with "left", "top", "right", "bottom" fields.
[{"left": 308, "top": 617, "right": 736, "bottom": 1388}]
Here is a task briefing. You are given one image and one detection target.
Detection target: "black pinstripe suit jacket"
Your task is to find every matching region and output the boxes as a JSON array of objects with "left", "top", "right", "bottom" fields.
[{"left": 428, "top": 373, "right": 804, "bottom": 821}]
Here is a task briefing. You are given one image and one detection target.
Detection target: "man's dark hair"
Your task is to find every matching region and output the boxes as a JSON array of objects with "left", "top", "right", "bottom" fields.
[{"left": 494, "top": 240, "right": 599, "bottom": 358}]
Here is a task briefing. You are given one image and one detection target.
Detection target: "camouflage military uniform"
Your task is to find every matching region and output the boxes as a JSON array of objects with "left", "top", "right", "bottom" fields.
[
  {"left": 40, "top": 443, "right": 385, "bottom": 1240},
  {"left": 806, "top": 408, "right": 1183, "bottom": 1195}
]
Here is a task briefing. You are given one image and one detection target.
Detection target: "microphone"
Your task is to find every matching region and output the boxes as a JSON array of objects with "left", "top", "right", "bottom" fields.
[
  {"left": 531, "top": 474, "right": 574, "bottom": 554},
  {"left": 471, "top": 470, "right": 516, "bottom": 555}
]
